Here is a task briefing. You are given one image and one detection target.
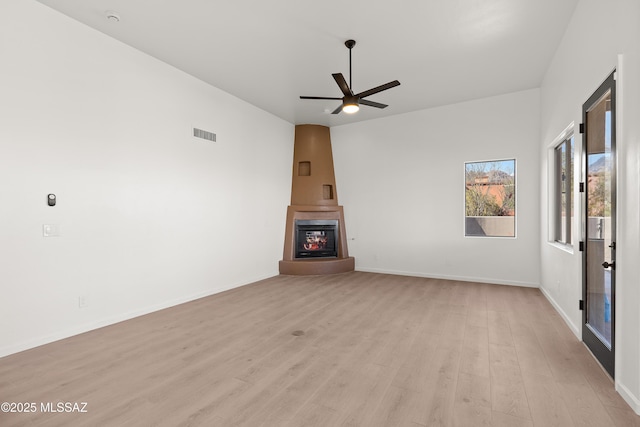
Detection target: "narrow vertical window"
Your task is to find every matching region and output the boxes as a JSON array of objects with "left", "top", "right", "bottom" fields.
[
  {"left": 465, "top": 159, "right": 516, "bottom": 237},
  {"left": 554, "top": 135, "right": 574, "bottom": 244}
]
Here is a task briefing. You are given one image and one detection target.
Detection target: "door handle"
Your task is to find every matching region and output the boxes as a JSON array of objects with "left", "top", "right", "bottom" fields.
[{"left": 602, "top": 261, "right": 615, "bottom": 269}]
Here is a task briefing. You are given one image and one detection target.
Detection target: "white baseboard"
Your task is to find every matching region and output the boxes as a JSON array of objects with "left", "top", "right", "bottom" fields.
[
  {"left": 538, "top": 286, "right": 581, "bottom": 339},
  {"left": 0, "top": 273, "right": 274, "bottom": 359},
  {"left": 355, "top": 267, "right": 540, "bottom": 288},
  {"left": 616, "top": 381, "right": 640, "bottom": 415}
]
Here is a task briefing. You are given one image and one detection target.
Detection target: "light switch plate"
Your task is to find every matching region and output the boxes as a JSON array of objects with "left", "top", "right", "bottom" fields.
[{"left": 43, "top": 224, "right": 60, "bottom": 237}]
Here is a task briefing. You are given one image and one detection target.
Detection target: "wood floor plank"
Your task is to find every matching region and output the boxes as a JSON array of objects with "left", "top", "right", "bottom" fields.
[
  {"left": 488, "top": 343, "right": 532, "bottom": 420},
  {"left": 411, "top": 344, "right": 462, "bottom": 426},
  {"left": 522, "top": 372, "right": 575, "bottom": 426},
  {"left": 491, "top": 380, "right": 532, "bottom": 421},
  {"left": 490, "top": 410, "right": 534, "bottom": 427},
  {"left": 452, "top": 372, "right": 492, "bottom": 426},
  {"left": 487, "top": 310, "right": 514, "bottom": 347},
  {"left": 510, "top": 327, "right": 554, "bottom": 378},
  {"left": 336, "top": 365, "right": 396, "bottom": 426},
  {"left": 455, "top": 372, "right": 491, "bottom": 409},
  {"left": 283, "top": 402, "right": 340, "bottom": 427},
  {"left": 604, "top": 404, "right": 640, "bottom": 427},
  {"left": 0, "top": 272, "right": 637, "bottom": 426},
  {"left": 459, "top": 325, "right": 490, "bottom": 379},
  {"left": 578, "top": 350, "right": 632, "bottom": 409},
  {"left": 532, "top": 320, "right": 591, "bottom": 386},
  {"left": 557, "top": 381, "right": 617, "bottom": 426},
  {"left": 367, "top": 385, "right": 421, "bottom": 427},
  {"left": 466, "top": 308, "right": 489, "bottom": 329}
]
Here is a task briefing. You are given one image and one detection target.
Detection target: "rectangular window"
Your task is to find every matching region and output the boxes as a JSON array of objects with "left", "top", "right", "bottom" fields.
[
  {"left": 465, "top": 159, "right": 516, "bottom": 237},
  {"left": 553, "top": 135, "right": 574, "bottom": 244}
]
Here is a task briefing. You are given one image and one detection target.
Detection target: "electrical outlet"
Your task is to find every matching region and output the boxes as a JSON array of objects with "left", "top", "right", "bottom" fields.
[{"left": 78, "top": 296, "right": 88, "bottom": 309}]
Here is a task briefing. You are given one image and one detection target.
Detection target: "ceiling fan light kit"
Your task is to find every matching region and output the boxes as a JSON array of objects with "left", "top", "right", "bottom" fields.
[
  {"left": 300, "top": 39, "right": 400, "bottom": 115},
  {"left": 342, "top": 105, "right": 359, "bottom": 114},
  {"left": 342, "top": 96, "right": 360, "bottom": 114}
]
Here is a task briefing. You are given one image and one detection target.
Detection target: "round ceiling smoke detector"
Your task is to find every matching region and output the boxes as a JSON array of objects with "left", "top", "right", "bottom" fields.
[{"left": 105, "top": 11, "right": 120, "bottom": 22}]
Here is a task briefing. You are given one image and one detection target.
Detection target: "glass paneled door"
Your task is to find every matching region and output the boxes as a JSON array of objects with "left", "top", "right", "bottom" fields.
[{"left": 582, "top": 71, "right": 616, "bottom": 377}]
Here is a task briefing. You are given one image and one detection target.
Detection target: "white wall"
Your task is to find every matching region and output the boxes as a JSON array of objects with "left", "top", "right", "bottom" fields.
[
  {"left": 0, "top": 0, "right": 293, "bottom": 357},
  {"left": 539, "top": 0, "right": 640, "bottom": 412},
  {"left": 331, "top": 89, "right": 541, "bottom": 287}
]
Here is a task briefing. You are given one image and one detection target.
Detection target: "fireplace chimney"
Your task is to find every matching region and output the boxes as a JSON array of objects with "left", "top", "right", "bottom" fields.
[{"left": 279, "top": 125, "right": 355, "bottom": 275}]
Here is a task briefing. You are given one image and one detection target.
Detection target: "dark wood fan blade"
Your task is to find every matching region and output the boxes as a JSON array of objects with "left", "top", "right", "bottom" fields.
[
  {"left": 332, "top": 73, "right": 353, "bottom": 97},
  {"left": 360, "top": 99, "right": 388, "bottom": 109},
  {"left": 300, "top": 96, "right": 343, "bottom": 100},
  {"left": 356, "top": 80, "right": 400, "bottom": 99},
  {"left": 331, "top": 104, "right": 343, "bottom": 114}
]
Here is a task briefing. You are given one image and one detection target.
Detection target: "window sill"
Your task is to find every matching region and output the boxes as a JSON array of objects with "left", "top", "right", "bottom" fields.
[{"left": 547, "top": 241, "right": 575, "bottom": 255}]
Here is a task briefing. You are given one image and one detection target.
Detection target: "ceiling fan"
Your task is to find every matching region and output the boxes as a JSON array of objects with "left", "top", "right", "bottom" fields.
[{"left": 300, "top": 39, "right": 400, "bottom": 114}]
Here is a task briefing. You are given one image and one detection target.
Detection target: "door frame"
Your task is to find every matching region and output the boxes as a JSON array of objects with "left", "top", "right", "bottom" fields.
[{"left": 582, "top": 70, "right": 616, "bottom": 378}]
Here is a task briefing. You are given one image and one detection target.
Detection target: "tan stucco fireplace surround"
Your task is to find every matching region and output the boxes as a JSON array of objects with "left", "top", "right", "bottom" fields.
[{"left": 279, "top": 125, "right": 355, "bottom": 275}]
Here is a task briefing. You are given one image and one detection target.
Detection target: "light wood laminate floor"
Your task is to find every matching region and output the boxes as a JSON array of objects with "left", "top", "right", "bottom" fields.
[{"left": 1, "top": 272, "right": 638, "bottom": 426}]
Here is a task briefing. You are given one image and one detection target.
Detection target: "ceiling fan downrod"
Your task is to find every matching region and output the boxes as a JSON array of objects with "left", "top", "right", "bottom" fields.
[{"left": 345, "top": 39, "right": 356, "bottom": 90}]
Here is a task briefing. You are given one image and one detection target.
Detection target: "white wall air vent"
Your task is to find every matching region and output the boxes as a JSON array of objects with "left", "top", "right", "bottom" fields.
[{"left": 193, "top": 127, "right": 216, "bottom": 142}]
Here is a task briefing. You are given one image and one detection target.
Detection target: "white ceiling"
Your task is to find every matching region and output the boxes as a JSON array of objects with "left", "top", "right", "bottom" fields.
[{"left": 36, "top": 0, "right": 578, "bottom": 127}]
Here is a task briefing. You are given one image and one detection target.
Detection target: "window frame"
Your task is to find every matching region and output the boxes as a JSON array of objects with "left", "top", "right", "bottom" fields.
[
  {"left": 464, "top": 158, "right": 517, "bottom": 238},
  {"left": 550, "top": 125, "right": 575, "bottom": 247}
]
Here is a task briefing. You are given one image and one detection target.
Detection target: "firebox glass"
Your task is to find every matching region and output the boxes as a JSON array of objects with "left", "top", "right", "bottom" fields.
[{"left": 294, "top": 220, "right": 338, "bottom": 258}]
